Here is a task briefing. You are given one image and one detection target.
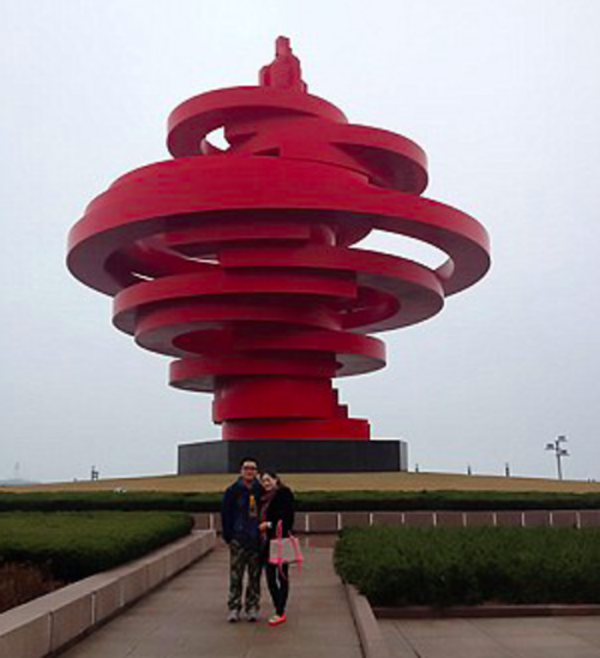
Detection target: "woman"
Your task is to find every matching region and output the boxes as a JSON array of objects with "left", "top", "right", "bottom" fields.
[{"left": 258, "top": 470, "right": 295, "bottom": 626}]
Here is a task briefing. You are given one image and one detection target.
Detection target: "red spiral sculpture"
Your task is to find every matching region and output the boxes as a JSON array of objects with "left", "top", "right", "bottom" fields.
[{"left": 67, "top": 37, "right": 490, "bottom": 443}]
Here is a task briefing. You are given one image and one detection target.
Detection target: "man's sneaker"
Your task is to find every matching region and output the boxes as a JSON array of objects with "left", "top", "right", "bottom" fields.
[
  {"left": 227, "top": 609, "right": 240, "bottom": 623},
  {"left": 246, "top": 608, "right": 259, "bottom": 622},
  {"left": 268, "top": 613, "right": 287, "bottom": 626}
]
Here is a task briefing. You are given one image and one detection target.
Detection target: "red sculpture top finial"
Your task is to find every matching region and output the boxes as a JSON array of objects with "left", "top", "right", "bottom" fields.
[{"left": 259, "top": 36, "right": 307, "bottom": 93}]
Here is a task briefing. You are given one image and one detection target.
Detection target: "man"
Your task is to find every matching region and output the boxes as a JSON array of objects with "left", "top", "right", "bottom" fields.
[{"left": 221, "top": 456, "right": 264, "bottom": 622}]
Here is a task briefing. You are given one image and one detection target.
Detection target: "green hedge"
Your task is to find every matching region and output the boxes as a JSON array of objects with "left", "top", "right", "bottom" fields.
[
  {"left": 296, "top": 490, "right": 600, "bottom": 511},
  {"left": 1, "top": 489, "right": 600, "bottom": 512},
  {"left": 0, "top": 491, "right": 219, "bottom": 512},
  {"left": 0, "top": 511, "right": 193, "bottom": 582},
  {"left": 334, "top": 526, "right": 600, "bottom": 607}
]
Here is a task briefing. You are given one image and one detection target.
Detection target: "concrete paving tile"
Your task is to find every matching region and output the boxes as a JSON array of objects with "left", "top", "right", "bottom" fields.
[
  {"left": 553, "top": 617, "right": 600, "bottom": 632},
  {"left": 61, "top": 638, "right": 138, "bottom": 658},
  {"left": 250, "top": 627, "right": 359, "bottom": 647},
  {"left": 409, "top": 636, "right": 516, "bottom": 658},
  {"left": 508, "top": 648, "right": 600, "bottom": 658},
  {"left": 99, "top": 612, "right": 167, "bottom": 629},
  {"left": 472, "top": 617, "right": 567, "bottom": 637},
  {"left": 293, "top": 605, "right": 350, "bottom": 617},
  {"left": 127, "top": 646, "right": 180, "bottom": 658},
  {"left": 382, "top": 644, "right": 419, "bottom": 658},
  {"left": 74, "top": 626, "right": 142, "bottom": 645},
  {"left": 550, "top": 620, "right": 600, "bottom": 647},
  {"left": 181, "top": 625, "right": 257, "bottom": 643},
  {"left": 495, "top": 633, "right": 600, "bottom": 657},
  {"left": 175, "top": 646, "right": 248, "bottom": 658},
  {"left": 567, "top": 633, "right": 600, "bottom": 649},
  {"left": 248, "top": 649, "right": 360, "bottom": 658},
  {"left": 392, "top": 618, "right": 490, "bottom": 639},
  {"left": 178, "top": 643, "right": 249, "bottom": 656},
  {"left": 130, "top": 630, "right": 187, "bottom": 647},
  {"left": 379, "top": 621, "right": 419, "bottom": 657},
  {"left": 511, "top": 651, "right": 600, "bottom": 658},
  {"left": 132, "top": 595, "right": 189, "bottom": 609}
]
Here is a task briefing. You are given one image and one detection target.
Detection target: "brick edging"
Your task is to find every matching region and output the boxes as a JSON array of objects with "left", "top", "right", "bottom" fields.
[{"left": 0, "top": 530, "right": 216, "bottom": 658}]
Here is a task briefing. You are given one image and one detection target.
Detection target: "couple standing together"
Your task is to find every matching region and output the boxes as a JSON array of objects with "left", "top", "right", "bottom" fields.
[{"left": 221, "top": 457, "right": 295, "bottom": 627}]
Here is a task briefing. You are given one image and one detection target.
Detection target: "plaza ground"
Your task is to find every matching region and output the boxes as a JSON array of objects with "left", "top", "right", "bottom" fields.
[
  {"left": 59, "top": 537, "right": 362, "bottom": 658},
  {"left": 381, "top": 616, "right": 600, "bottom": 657},
  {"left": 56, "top": 537, "right": 600, "bottom": 658}
]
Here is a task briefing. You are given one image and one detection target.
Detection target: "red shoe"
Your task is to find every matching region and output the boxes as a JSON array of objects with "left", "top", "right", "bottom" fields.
[{"left": 268, "top": 613, "right": 287, "bottom": 626}]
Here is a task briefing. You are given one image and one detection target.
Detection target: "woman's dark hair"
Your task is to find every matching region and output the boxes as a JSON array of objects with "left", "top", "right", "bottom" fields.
[{"left": 262, "top": 469, "right": 284, "bottom": 488}]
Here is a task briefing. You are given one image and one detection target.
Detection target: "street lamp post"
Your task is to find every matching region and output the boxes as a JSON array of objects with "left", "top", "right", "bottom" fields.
[{"left": 546, "top": 435, "right": 569, "bottom": 480}]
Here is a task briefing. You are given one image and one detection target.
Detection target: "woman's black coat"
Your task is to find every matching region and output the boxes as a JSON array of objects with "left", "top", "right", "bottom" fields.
[{"left": 264, "top": 486, "right": 295, "bottom": 539}]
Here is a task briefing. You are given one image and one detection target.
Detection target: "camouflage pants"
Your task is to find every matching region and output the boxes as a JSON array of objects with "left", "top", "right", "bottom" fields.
[{"left": 228, "top": 540, "right": 261, "bottom": 612}]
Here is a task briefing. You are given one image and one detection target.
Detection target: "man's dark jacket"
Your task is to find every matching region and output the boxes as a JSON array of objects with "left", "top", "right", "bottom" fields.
[{"left": 221, "top": 477, "right": 264, "bottom": 548}]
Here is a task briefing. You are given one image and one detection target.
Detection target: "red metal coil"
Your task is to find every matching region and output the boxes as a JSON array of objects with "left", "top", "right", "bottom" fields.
[{"left": 67, "top": 37, "right": 490, "bottom": 441}]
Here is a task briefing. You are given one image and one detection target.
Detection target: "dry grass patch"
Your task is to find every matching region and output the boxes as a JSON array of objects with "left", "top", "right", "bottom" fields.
[
  {"left": 4, "top": 471, "right": 600, "bottom": 494},
  {"left": 0, "top": 562, "right": 64, "bottom": 613}
]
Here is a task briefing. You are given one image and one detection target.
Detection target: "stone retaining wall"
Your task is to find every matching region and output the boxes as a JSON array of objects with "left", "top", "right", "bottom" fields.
[
  {"left": 192, "top": 509, "right": 600, "bottom": 533},
  {"left": 0, "top": 530, "right": 216, "bottom": 658}
]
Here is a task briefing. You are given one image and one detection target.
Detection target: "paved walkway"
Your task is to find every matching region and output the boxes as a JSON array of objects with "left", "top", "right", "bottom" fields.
[
  {"left": 381, "top": 617, "right": 600, "bottom": 657},
  {"left": 60, "top": 537, "right": 361, "bottom": 658}
]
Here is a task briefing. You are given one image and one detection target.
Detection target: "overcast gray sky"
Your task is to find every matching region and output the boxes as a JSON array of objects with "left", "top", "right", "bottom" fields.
[{"left": 1, "top": 0, "right": 599, "bottom": 483}]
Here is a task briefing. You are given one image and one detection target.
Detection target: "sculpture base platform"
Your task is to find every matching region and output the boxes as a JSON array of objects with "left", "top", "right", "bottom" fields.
[{"left": 178, "top": 439, "right": 408, "bottom": 474}]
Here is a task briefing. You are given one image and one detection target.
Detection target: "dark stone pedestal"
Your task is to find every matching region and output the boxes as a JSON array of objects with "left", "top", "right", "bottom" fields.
[{"left": 178, "top": 439, "right": 408, "bottom": 474}]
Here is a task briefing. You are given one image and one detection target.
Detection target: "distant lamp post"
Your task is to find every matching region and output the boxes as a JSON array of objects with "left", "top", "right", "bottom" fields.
[{"left": 546, "top": 435, "right": 569, "bottom": 480}]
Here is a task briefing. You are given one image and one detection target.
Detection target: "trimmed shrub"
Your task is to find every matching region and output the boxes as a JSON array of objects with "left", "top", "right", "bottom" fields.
[
  {"left": 2, "top": 489, "right": 600, "bottom": 512},
  {"left": 296, "top": 490, "right": 600, "bottom": 512},
  {"left": 0, "top": 491, "right": 221, "bottom": 512},
  {"left": 0, "top": 511, "right": 193, "bottom": 582},
  {"left": 334, "top": 526, "right": 600, "bottom": 607}
]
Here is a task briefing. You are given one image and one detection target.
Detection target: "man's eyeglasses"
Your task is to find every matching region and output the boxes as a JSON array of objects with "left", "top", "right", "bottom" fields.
[{"left": 242, "top": 465, "right": 257, "bottom": 471}]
